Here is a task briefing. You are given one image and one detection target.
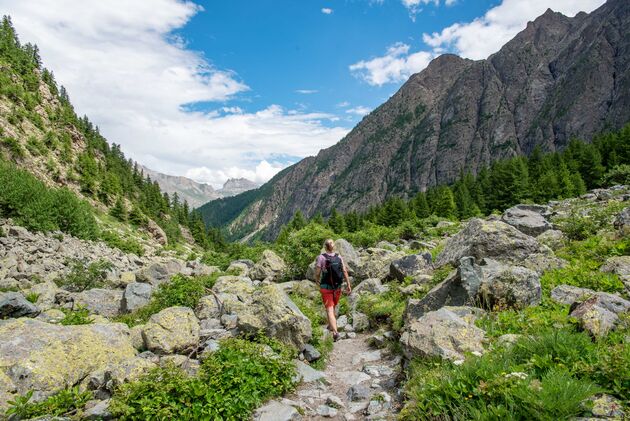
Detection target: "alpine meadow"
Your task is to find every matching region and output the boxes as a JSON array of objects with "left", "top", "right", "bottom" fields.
[{"left": 0, "top": 1, "right": 629, "bottom": 420}]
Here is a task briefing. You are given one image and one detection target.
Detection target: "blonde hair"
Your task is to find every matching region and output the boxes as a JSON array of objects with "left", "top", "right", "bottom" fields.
[{"left": 324, "top": 239, "right": 335, "bottom": 252}]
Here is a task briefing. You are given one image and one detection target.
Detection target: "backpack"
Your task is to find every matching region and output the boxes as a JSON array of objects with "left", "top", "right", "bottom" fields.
[{"left": 322, "top": 253, "right": 344, "bottom": 289}]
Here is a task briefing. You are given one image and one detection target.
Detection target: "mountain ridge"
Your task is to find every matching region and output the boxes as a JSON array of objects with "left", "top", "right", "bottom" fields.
[{"left": 198, "top": 0, "right": 630, "bottom": 240}]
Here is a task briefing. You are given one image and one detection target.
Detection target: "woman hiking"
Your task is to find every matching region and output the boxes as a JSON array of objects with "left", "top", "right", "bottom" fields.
[{"left": 313, "top": 239, "right": 352, "bottom": 342}]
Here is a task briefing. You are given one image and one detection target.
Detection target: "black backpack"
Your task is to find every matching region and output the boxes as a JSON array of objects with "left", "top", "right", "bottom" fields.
[{"left": 322, "top": 253, "right": 344, "bottom": 289}]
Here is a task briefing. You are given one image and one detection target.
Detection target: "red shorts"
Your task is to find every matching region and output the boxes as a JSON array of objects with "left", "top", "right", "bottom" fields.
[{"left": 320, "top": 288, "right": 342, "bottom": 308}]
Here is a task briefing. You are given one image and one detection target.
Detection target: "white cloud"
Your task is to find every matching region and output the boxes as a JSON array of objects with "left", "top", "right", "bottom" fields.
[
  {"left": 349, "top": 42, "right": 434, "bottom": 86},
  {"left": 295, "top": 89, "right": 318, "bottom": 94},
  {"left": 321, "top": 7, "right": 333, "bottom": 14},
  {"left": 400, "top": 0, "right": 455, "bottom": 20},
  {"left": 346, "top": 106, "right": 371, "bottom": 116},
  {"left": 423, "top": 0, "right": 605, "bottom": 60},
  {"left": 336, "top": 101, "right": 350, "bottom": 108},
  {"left": 186, "top": 160, "right": 284, "bottom": 186},
  {"left": 1, "top": 0, "right": 349, "bottom": 188}
]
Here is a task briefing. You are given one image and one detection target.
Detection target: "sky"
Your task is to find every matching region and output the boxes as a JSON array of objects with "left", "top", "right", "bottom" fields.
[{"left": 0, "top": 0, "right": 606, "bottom": 188}]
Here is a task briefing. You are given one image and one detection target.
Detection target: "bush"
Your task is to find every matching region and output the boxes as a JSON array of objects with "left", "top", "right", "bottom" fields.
[
  {"left": 276, "top": 222, "right": 335, "bottom": 279},
  {"left": 602, "top": 164, "right": 630, "bottom": 186},
  {"left": 5, "top": 388, "right": 93, "bottom": 419},
  {"left": 55, "top": 259, "right": 113, "bottom": 292},
  {"left": 59, "top": 305, "right": 93, "bottom": 325},
  {"left": 115, "top": 273, "right": 220, "bottom": 327},
  {"left": 110, "top": 338, "right": 296, "bottom": 420},
  {"left": 357, "top": 285, "right": 407, "bottom": 333},
  {"left": 100, "top": 230, "right": 145, "bottom": 256}
]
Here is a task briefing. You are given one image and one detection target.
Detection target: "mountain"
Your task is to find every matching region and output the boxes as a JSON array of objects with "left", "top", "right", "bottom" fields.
[
  {"left": 198, "top": 0, "right": 630, "bottom": 240},
  {"left": 140, "top": 166, "right": 259, "bottom": 208}
]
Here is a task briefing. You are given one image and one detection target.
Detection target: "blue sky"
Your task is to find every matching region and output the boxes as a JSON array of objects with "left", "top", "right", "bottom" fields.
[{"left": 0, "top": 0, "right": 605, "bottom": 187}]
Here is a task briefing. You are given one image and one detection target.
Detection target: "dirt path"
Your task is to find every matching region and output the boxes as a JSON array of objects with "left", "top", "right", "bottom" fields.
[{"left": 288, "top": 332, "right": 402, "bottom": 420}]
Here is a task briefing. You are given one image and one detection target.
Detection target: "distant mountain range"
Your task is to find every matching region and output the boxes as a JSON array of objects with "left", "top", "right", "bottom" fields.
[
  {"left": 198, "top": 0, "right": 630, "bottom": 240},
  {"left": 140, "top": 166, "right": 259, "bottom": 208}
]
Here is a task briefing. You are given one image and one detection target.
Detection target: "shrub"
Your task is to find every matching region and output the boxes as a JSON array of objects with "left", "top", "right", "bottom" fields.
[
  {"left": 100, "top": 230, "right": 145, "bottom": 256},
  {"left": 59, "top": 305, "right": 93, "bottom": 325},
  {"left": 5, "top": 388, "right": 93, "bottom": 419},
  {"left": 0, "top": 136, "right": 25, "bottom": 158},
  {"left": 602, "top": 164, "right": 630, "bottom": 186},
  {"left": 357, "top": 285, "right": 406, "bottom": 333},
  {"left": 109, "top": 338, "right": 296, "bottom": 420},
  {"left": 115, "top": 273, "right": 220, "bottom": 327},
  {"left": 55, "top": 259, "right": 113, "bottom": 292},
  {"left": 277, "top": 222, "right": 335, "bottom": 279}
]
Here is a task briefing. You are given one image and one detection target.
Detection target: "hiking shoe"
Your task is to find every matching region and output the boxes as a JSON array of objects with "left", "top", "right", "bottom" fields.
[{"left": 333, "top": 332, "right": 340, "bottom": 342}]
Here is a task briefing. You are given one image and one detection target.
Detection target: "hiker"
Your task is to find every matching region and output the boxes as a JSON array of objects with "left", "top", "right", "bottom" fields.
[{"left": 314, "top": 239, "right": 352, "bottom": 342}]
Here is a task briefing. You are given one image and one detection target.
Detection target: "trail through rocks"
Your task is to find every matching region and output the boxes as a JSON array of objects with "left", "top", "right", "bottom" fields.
[{"left": 290, "top": 333, "right": 402, "bottom": 420}]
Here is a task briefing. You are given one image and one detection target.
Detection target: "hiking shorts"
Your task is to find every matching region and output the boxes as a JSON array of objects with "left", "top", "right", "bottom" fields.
[{"left": 320, "top": 288, "right": 342, "bottom": 309}]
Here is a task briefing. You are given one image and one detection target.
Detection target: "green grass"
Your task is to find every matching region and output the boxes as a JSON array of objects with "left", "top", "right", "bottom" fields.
[
  {"left": 5, "top": 387, "right": 93, "bottom": 419},
  {"left": 59, "top": 305, "right": 93, "bottom": 326},
  {"left": 115, "top": 273, "right": 221, "bottom": 327},
  {"left": 109, "top": 338, "right": 296, "bottom": 420},
  {"left": 54, "top": 258, "right": 113, "bottom": 292},
  {"left": 290, "top": 293, "right": 334, "bottom": 370},
  {"left": 357, "top": 284, "right": 407, "bottom": 333}
]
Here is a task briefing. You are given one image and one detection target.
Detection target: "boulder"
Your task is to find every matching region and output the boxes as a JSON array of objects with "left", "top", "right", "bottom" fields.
[
  {"left": 404, "top": 257, "right": 480, "bottom": 321},
  {"left": 600, "top": 256, "right": 630, "bottom": 283},
  {"left": 83, "top": 399, "right": 113, "bottom": 420},
  {"left": 550, "top": 285, "right": 596, "bottom": 305},
  {"left": 226, "top": 261, "right": 250, "bottom": 276},
  {"left": 352, "top": 312, "right": 369, "bottom": 332},
  {"left": 234, "top": 285, "right": 312, "bottom": 350},
  {"left": 121, "top": 282, "right": 152, "bottom": 313},
  {"left": 196, "top": 294, "right": 222, "bottom": 320},
  {"left": 303, "top": 344, "right": 321, "bottom": 362},
  {"left": 136, "top": 262, "right": 170, "bottom": 286},
  {"left": 389, "top": 254, "right": 432, "bottom": 282},
  {"left": 356, "top": 248, "right": 406, "bottom": 280},
  {"left": 536, "top": 230, "right": 566, "bottom": 250},
  {"left": 613, "top": 206, "right": 630, "bottom": 235},
  {"left": 0, "top": 319, "right": 135, "bottom": 404},
  {"left": 400, "top": 307, "right": 485, "bottom": 361},
  {"left": 334, "top": 239, "right": 361, "bottom": 274},
  {"left": 502, "top": 204, "right": 552, "bottom": 236},
  {"left": 353, "top": 278, "right": 388, "bottom": 295},
  {"left": 85, "top": 356, "right": 156, "bottom": 398},
  {"left": 26, "top": 281, "right": 62, "bottom": 311},
  {"left": 146, "top": 219, "right": 168, "bottom": 246},
  {"left": 569, "top": 293, "right": 630, "bottom": 337},
  {"left": 142, "top": 307, "right": 200, "bottom": 354},
  {"left": 254, "top": 400, "right": 302, "bottom": 421},
  {"left": 294, "top": 360, "right": 326, "bottom": 383},
  {"left": 191, "top": 264, "right": 220, "bottom": 277},
  {"left": 0, "top": 291, "right": 40, "bottom": 318},
  {"left": 250, "top": 250, "right": 287, "bottom": 281},
  {"left": 74, "top": 288, "right": 123, "bottom": 318},
  {"left": 478, "top": 259, "right": 541, "bottom": 310},
  {"left": 435, "top": 218, "right": 550, "bottom": 267}
]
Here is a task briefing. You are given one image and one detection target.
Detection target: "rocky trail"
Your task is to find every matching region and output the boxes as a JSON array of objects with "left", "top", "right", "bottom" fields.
[{"left": 257, "top": 333, "right": 402, "bottom": 420}]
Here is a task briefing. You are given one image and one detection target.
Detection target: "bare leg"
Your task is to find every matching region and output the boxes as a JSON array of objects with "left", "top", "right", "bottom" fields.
[{"left": 325, "top": 306, "right": 338, "bottom": 334}]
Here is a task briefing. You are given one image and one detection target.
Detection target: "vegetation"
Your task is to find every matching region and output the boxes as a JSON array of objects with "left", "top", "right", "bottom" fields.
[
  {"left": 290, "top": 292, "right": 334, "bottom": 370},
  {"left": 6, "top": 388, "right": 93, "bottom": 419},
  {"left": 59, "top": 305, "right": 93, "bottom": 326},
  {"left": 54, "top": 258, "right": 113, "bottom": 292},
  {"left": 109, "top": 338, "right": 296, "bottom": 420},
  {"left": 115, "top": 273, "right": 220, "bottom": 327}
]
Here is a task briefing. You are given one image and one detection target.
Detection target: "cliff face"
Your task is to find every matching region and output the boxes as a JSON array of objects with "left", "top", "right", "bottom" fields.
[{"left": 198, "top": 0, "right": 630, "bottom": 240}]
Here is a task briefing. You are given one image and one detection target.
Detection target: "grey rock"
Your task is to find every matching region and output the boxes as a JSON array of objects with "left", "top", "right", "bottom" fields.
[
  {"left": 294, "top": 360, "right": 326, "bottom": 383},
  {"left": 250, "top": 250, "right": 287, "bottom": 281},
  {"left": 478, "top": 259, "right": 542, "bottom": 309},
  {"left": 550, "top": 285, "right": 596, "bottom": 305},
  {"left": 536, "top": 229, "right": 566, "bottom": 250},
  {"left": 348, "top": 384, "right": 371, "bottom": 401},
  {"left": 303, "top": 344, "right": 321, "bottom": 362},
  {"left": 121, "top": 282, "right": 152, "bottom": 313},
  {"left": 389, "top": 254, "right": 432, "bottom": 282},
  {"left": 74, "top": 288, "right": 123, "bottom": 318},
  {"left": 0, "top": 292, "right": 39, "bottom": 318},
  {"left": 83, "top": 399, "right": 113, "bottom": 420},
  {"left": 613, "top": 206, "right": 630, "bottom": 235},
  {"left": 85, "top": 356, "right": 156, "bottom": 397},
  {"left": 502, "top": 204, "right": 552, "bottom": 236},
  {"left": 336, "top": 370, "right": 371, "bottom": 386},
  {"left": 600, "top": 255, "right": 630, "bottom": 283},
  {"left": 569, "top": 293, "right": 630, "bottom": 338},
  {"left": 335, "top": 239, "right": 361, "bottom": 275},
  {"left": 142, "top": 307, "right": 200, "bottom": 354},
  {"left": 136, "top": 263, "right": 171, "bottom": 286},
  {"left": 221, "top": 314, "right": 238, "bottom": 329},
  {"left": 316, "top": 405, "right": 338, "bottom": 418},
  {"left": 254, "top": 400, "right": 302, "bottom": 421},
  {"left": 436, "top": 219, "right": 550, "bottom": 267},
  {"left": 586, "top": 394, "right": 625, "bottom": 419},
  {"left": 326, "top": 395, "right": 344, "bottom": 408},
  {"left": 353, "top": 279, "right": 388, "bottom": 295},
  {"left": 400, "top": 307, "right": 485, "bottom": 361},
  {"left": 352, "top": 312, "right": 369, "bottom": 332}
]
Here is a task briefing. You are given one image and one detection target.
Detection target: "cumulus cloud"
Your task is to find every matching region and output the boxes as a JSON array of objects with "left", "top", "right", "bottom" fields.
[
  {"left": 349, "top": 42, "right": 434, "bottom": 86},
  {"left": 346, "top": 106, "right": 371, "bottom": 116},
  {"left": 423, "top": 0, "right": 605, "bottom": 60},
  {"left": 186, "top": 160, "right": 284, "bottom": 186},
  {"left": 295, "top": 89, "right": 318, "bottom": 94},
  {"left": 0, "top": 0, "right": 349, "bottom": 188},
  {"left": 321, "top": 8, "right": 333, "bottom": 14}
]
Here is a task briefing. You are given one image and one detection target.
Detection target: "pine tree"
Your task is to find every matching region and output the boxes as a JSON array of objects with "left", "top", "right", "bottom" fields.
[
  {"left": 289, "top": 210, "right": 306, "bottom": 231},
  {"left": 311, "top": 212, "right": 325, "bottom": 225},
  {"left": 433, "top": 186, "right": 457, "bottom": 219},
  {"left": 328, "top": 208, "right": 346, "bottom": 233},
  {"left": 412, "top": 192, "right": 430, "bottom": 218},
  {"left": 110, "top": 196, "right": 127, "bottom": 221}
]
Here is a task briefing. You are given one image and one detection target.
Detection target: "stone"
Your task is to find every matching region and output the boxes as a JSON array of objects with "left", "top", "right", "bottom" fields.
[
  {"left": 212, "top": 276, "right": 255, "bottom": 299},
  {"left": 352, "top": 312, "right": 369, "bottom": 332},
  {"left": 303, "top": 344, "right": 321, "bottom": 362},
  {"left": 569, "top": 293, "right": 630, "bottom": 337},
  {"left": 129, "top": 325, "right": 145, "bottom": 350},
  {"left": 348, "top": 383, "right": 371, "bottom": 401},
  {"left": 334, "top": 239, "right": 361, "bottom": 274},
  {"left": 83, "top": 399, "right": 113, "bottom": 420},
  {"left": 231, "top": 284, "right": 312, "bottom": 350},
  {"left": 326, "top": 395, "right": 344, "bottom": 408},
  {"left": 613, "top": 206, "right": 630, "bottom": 235},
  {"left": 227, "top": 261, "right": 250, "bottom": 276},
  {"left": 196, "top": 294, "right": 223, "bottom": 319},
  {"left": 356, "top": 248, "right": 406, "bottom": 280},
  {"left": 119, "top": 271, "right": 137, "bottom": 286},
  {"left": 353, "top": 279, "right": 388, "bottom": 295},
  {"left": 352, "top": 350, "right": 381, "bottom": 366},
  {"left": 73, "top": 288, "right": 122, "bottom": 318},
  {"left": 496, "top": 334, "right": 522, "bottom": 347},
  {"left": 0, "top": 319, "right": 135, "bottom": 403},
  {"left": 8, "top": 225, "right": 34, "bottom": 241},
  {"left": 389, "top": 254, "right": 432, "bottom": 282},
  {"left": 191, "top": 264, "right": 220, "bottom": 277},
  {"left": 600, "top": 255, "right": 630, "bottom": 283},
  {"left": 336, "top": 370, "right": 371, "bottom": 386},
  {"left": 550, "top": 285, "right": 596, "bottom": 305},
  {"left": 536, "top": 230, "right": 566, "bottom": 250},
  {"left": 250, "top": 250, "right": 287, "bottom": 281},
  {"left": 121, "top": 282, "right": 152, "bottom": 313},
  {"left": 142, "top": 307, "right": 200, "bottom": 354},
  {"left": 400, "top": 307, "right": 485, "bottom": 361},
  {"left": 136, "top": 263, "right": 171, "bottom": 286},
  {"left": 0, "top": 291, "right": 39, "bottom": 318},
  {"left": 85, "top": 356, "right": 156, "bottom": 398},
  {"left": 294, "top": 360, "right": 326, "bottom": 383},
  {"left": 36, "top": 309, "right": 65, "bottom": 324},
  {"left": 146, "top": 219, "right": 168, "bottom": 246},
  {"left": 502, "top": 204, "right": 552, "bottom": 236},
  {"left": 587, "top": 394, "right": 625, "bottom": 418},
  {"left": 436, "top": 218, "right": 550, "bottom": 268},
  {"left": 254, "top": 400, "right": 302, "bottom": 421},
  {"left": 26, "top": 281, "right": 62, "bottom": 311},
  {"left": 478, "top": 259, "right": 541, "bottom": 309},
  {"left": 199, "top": 339, "right": 221, "bottom": 359},
  {"left": 317, "top": 405, "right": 338, "bottom": 418},
  {"left": 443, "top": 306, "right": 486, "bottom": 324},
  {"left": 221, "top": 314, "right": 238, "bottom": 329}
]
